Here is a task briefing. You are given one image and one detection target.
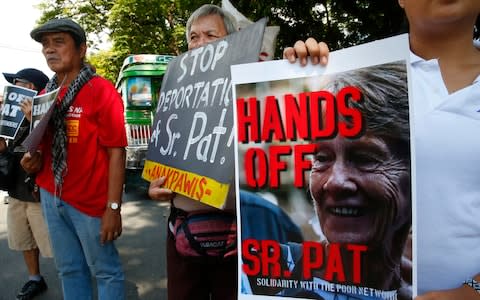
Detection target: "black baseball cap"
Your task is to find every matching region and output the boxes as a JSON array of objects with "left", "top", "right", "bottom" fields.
[
  {"left": 2, "top": 68, "right": 49, "bottom": 92},
  {"left": 30, "top": 18, "right": 86, "bottom": 45}
]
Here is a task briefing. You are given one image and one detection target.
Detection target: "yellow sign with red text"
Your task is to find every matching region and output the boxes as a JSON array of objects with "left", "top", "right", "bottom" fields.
[{"left": 142, "top": 160, "right": 230, "bottom": 209}]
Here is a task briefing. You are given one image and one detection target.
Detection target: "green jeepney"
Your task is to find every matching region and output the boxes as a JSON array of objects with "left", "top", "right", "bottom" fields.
[{"left": 115, "top": 54, "right": 174, "bottom": 193}]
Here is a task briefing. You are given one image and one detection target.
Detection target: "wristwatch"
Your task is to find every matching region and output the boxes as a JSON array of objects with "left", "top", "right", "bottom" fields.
[
  {"left": 107, "top": 201, "right": 121, "bottom": 211},
  {"left": 463, "top": 278, "right": 480, "bottom": 294}
]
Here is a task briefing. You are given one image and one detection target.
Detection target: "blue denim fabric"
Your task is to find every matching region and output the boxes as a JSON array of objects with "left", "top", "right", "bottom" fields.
[{"left": 40, "top": 188, "right": 125, "bottom": 300}]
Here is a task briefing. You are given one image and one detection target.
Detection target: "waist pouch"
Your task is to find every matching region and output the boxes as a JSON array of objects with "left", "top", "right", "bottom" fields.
[{"left": 172, "top": 208, "right": 237, "bottom": 258}]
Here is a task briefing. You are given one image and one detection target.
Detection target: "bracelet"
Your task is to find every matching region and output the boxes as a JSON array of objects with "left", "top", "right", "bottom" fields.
[{"left": 463, "top": 278, "right": 480, "bottom": 294}]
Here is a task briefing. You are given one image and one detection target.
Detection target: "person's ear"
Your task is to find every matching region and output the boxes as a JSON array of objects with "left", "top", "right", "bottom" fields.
[
  {"left": 80, "top": 43, "right": 87, "bottom": 60},
  {"left": 398, "top": 0, "right": 405, "bottom": 9}
]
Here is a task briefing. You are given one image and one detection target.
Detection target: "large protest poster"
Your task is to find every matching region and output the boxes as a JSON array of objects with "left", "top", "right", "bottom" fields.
[
  {"left": 142, "top": 19, "right": 266, "bottom": 209},
  {"left": 232, "top": 34, "right": 414, "bottom": 300},
  {"left": 0, "top": 86, "right": 37, "bottom": 139}
]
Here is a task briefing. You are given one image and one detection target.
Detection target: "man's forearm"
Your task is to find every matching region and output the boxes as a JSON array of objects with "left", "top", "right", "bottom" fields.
[{"left": 107, "top": 147, "right": 126, "bottom": 204}]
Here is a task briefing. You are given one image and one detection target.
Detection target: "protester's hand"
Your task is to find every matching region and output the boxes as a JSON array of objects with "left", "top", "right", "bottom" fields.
[
  {"left": 100, "top": 206, "right": 122, "bottom": 245},
  {"left": 0, "top": 138, "right": 6, "bottom": 153},
  {"left": 283, "top": 37, "right": 329, "bottom": 66},
  {"left": 148, "top": 177, "right": 175, "bottom": 201},
  {"left": 20, "top": 151, "right": 43, "bottom": 174},
  {"left": 20, "top": 99, "right": 33, "bottom": 122},
  {"left": 415, "top": 286, "right": 479, "bottom": 300}
]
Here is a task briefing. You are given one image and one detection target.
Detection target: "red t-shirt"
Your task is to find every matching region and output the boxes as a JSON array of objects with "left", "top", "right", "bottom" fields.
[{"left": 37, "top": 76, "right": 127, "bottom": 217}]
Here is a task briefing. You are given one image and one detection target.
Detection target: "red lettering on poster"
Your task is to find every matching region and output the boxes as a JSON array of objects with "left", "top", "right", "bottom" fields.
[
  {"left": 242, "top": 240, "right": 367, "bottom": 284},
  {"left": 244, "top": 145, "right": 315, "bottom": 188},
  {"left": 237, "top": 86, "right": 364, "bottom": 188},
  {"left": 242, "top": 239, "right": 281, "bottom": 278}
]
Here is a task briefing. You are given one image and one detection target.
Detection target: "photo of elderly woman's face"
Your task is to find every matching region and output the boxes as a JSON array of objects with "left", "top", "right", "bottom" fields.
[{"left": 310, "top": 133, "right": 410, "bottom": 246}]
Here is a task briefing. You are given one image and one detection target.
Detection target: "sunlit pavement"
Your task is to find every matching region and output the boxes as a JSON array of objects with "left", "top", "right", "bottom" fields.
[{"left": 0, "top": 190, "right": 170, "bottom": 300}]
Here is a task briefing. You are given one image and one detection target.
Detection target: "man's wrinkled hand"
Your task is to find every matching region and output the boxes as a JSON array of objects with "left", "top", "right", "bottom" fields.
[
  {"left": 20, "top": 99, "right": 33, "bottom": 123},
  {"left": 20, "top": 151, "right": 43, "bottom": 174},
  {"left": 283, "top": 37, "right": 329, "bottom": 66},
  {"left": 100, "top": 208, "right": 122, "bottom": 245},
  {"left": 148, "top": 177, "right": 175, "bottom": 201}
]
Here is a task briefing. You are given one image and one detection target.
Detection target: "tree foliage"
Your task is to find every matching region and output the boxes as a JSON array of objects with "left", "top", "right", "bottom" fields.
[
  {"left": 231, "top": 0, "right": 405, "bottom": 51},
  {"left": 37, "top": 0, "right": 114, "bottom": 51},
  {"left": 87, "top": 49, "right": 118, "bottom": 83},
  {"left": 36, "top": 0, "right": 406, "bottom": 82}
]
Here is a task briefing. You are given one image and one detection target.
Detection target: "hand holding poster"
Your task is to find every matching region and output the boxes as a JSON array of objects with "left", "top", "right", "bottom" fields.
[
  {"left": 232, "top": 35, "right": 413, "bottom": 300},
  {"left": 142, "top": 19, "right": 266, "bottom": 209},
  {"left": 0, "top": 85, "right": 37, "bottom": 139}
]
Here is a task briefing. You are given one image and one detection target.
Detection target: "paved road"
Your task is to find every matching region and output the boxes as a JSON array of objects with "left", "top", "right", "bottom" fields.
[{"left": 0, "top": 190, "right": 170, "bottom": 300}]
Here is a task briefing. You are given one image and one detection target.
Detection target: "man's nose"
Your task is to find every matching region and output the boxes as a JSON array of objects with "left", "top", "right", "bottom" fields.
[
  {"left": 196, "top": 35, "right": 209, "bottom": 48},
  {"left": 43, "top": 44, "right": 54, "bottom": 54}
]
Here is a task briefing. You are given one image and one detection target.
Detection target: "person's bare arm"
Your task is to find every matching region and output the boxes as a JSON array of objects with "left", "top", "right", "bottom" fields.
[
  {"left": 100, "top": 147, "right": 125, "bottom": 244},
  {"left": 415, "top": 274, "right": 480, "bottom": 300}
]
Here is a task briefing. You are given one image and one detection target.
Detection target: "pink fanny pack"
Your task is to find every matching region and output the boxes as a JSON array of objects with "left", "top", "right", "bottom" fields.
[{"left": 172, "top": 209, "right": 237, "bottom": 258}]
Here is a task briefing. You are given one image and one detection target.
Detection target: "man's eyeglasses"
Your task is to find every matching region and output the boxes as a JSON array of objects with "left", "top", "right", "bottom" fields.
[{"left": 13, "top": 78, "right": 31, "bottom": 85}]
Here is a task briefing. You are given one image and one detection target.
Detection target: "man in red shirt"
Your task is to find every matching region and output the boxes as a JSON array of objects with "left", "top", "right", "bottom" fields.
[{"left": 21, "top": 18, "right": 127, "bottom": 300}]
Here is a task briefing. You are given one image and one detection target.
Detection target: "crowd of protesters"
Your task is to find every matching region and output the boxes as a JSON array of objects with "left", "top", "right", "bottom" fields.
[{"left": 0, "top": 1, "right": 479, "bottom": 300}]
